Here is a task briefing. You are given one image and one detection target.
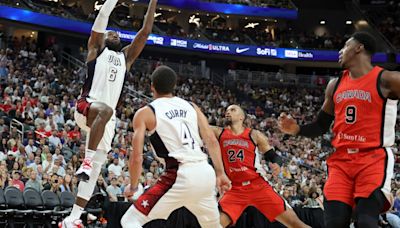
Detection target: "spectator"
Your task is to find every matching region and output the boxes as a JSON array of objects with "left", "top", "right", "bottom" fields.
[
  {"left": 25, "top": 170, "right": 42, "bottom": 192},
  {"left": 108, "top": 158, "right": 122, "bottom": 177},
  {"left": 106, "top": 177, "right": 121, "bottom": 202},
  {"left": 25, "top": 138, "right": 38, "bottom": 156},
  {"left": 9, "top": 170, "right": 24, "bottom": 191},
  {"left": 49, "top": 129, "right": 62, "bottom": 148}
]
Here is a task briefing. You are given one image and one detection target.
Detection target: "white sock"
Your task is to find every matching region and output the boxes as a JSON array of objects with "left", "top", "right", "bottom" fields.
[
  {"left": 70, "top": 204, "right": 84, "bottom": 220},
  {"left": 85, "top": 149, "right": 96, "bottom": 161}
]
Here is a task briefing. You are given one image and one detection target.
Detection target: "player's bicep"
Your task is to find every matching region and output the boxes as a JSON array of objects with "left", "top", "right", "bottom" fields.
[
  {"left": 384, "top": 71, "right": 400, "bottom": 99},
  {"left": 210, "top": 126, "right": 222, "bottom": 138},
  {"left": 321, "top": 78, "right": 338, "bottom": 115}
]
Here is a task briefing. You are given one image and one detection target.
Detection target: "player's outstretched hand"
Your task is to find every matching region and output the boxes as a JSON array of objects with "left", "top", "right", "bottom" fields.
[
  {"left": 216, "top": 174, "right": 232, "bottom": 195},
  {"left": 269, "top": 163, "right": 280, "bottom": 179},
  {"left": 278, "top": 113, "right": 300, "bottom": 135}
]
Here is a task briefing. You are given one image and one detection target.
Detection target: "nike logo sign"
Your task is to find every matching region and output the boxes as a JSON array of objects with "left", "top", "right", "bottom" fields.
[{"left": 236, "top": 48, "right": 250, "bottom": 54}]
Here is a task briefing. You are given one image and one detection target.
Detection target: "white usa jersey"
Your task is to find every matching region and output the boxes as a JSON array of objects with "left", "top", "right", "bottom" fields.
[
  {"left": 148, "top": 97, "right": 207, "bottom": 164},
  {"left": 80, "top": 47, "right": 127, "bottom": 110}
]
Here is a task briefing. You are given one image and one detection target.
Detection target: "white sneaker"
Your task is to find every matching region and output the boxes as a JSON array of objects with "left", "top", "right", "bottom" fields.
[
  {"left": 59, "top": 218, "right": 84, "bottom": 228},
  {"left": 75, "top": 158, "right": 92, "bottom": 181},
  {"left": 87, "top": 213, "right": 97, "bottom": 221}
]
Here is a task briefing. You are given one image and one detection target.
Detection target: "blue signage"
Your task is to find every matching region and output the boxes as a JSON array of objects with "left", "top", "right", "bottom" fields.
[
  {"left": 0, "top": 6, "right": 389, "bottom": 63},
  {"left": 135, "top": 0, "right": 298, "bottom": 19},
  {"left": 397, "top": 54, "right": 400, "bottom": 64}
]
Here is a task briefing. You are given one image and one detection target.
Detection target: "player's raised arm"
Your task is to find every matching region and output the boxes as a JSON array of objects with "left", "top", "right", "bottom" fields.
[
  {"left": 278, "top": 78, "right": 337, "bottom": 137},
  {"left": 193, "top": 103, "right": 231, "bottom": 194},
  {"left": 123, "top": 0, "right": 158, "bottom": 70},
  {"left": 210, "top": 126, "right": 223, "bottom": 138},
  {"left": 87, "top": 0, "right": 119, "bottom": 62}
]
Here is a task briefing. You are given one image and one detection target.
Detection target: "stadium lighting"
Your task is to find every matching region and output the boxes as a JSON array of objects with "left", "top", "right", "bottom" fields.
[
  {"left": 189, "top": 15, "right": 201, "bottom": 27},
  {"left": 346, "top": 20, "right": 352, "bottom": 25},
  {"left": 320, "top": 20, "right": 326, "bottom": 25},
  {"left": 245, "top": 23, "right": 259, "bottom": 29}
]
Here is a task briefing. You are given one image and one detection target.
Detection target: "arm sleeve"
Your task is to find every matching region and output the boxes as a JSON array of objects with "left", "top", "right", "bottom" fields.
[
  {"left": 298, "top": 110, "right": 334, "bottom": 138},
  {"left": 92, "top": 0, "right": 119, "bottom": 33}
]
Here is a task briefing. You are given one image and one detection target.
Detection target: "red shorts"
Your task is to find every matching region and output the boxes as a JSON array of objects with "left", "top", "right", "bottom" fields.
[
  {"left": 324, "top": 147, "right": 394, "bottom": 210},
  {"left": 219, "top": 177, "right": 287, "bottom": 225},
  {"left": 76, "top": 97, "right": 91, "bottom": 116}
]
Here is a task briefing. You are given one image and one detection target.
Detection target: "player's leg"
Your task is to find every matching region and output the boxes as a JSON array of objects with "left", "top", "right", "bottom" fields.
[
  {"left": 181, "top": 161, "right": 222, "bottom": 228},
  {"left": 323, "top": 200, "right": 352, "bottom": 228},
  {"left": 220, "top": 212, "right": 232, "bottom": 228},
  {"left": 354, "top": 189, "right": 386, "bottom": 228},
  {"left": 254, "top": 180, "right": 309, "bottom": 228},
  {"left": 323, "top": 153, "right": 355, "bottom": 228},
  {"left": 121, "top": 168, "right": 185, "bottom": 228},
  {"left": 62, "top": 116, "right": 115, "bottom": 227},
  {"left": 76, "top": 101, "right": 113, "bottom": 181},
  {"left": 218, "top": 188, "right": 251, "bottom": 228},
  {"left": 353, "top": 148, "right": 394, "bottom": 228},
  {"left": 185, "top": 195, "right": 222, "bottom": 228}
]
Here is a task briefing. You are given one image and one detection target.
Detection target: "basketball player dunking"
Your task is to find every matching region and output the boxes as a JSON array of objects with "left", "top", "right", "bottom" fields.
[
  {"left": 279, "top": 32, "right": 400, "bottom": 228},
  {"left": 213, "top": 105, "right": 310, "bottom": 228},
  {"left": 121, "top": 66, "right": 232, "bottom": 228},
  {"left": 61, "top": 0, "right": 158, "bottom": 227}
]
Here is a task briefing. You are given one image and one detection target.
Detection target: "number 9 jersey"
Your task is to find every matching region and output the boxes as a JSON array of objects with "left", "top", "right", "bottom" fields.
[
  {"left": 332, "top": 66, "right": 398, "bottom": 150},
  {"left": 218, "top": 128, "right": 264, "bottom": 184}
]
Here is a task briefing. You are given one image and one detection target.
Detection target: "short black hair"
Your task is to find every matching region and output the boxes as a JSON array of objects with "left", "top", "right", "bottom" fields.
[
  {"left": 351, "top": 32, "right": 377, "bottom": 56},
  {"left": 150, "top": 65, "right": 177, "bottom": 95}
]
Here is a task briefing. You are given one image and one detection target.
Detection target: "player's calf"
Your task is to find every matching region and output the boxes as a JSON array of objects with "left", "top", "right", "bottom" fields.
[{"left": 275, "top": 209, "right": 311, "bottom": 228}]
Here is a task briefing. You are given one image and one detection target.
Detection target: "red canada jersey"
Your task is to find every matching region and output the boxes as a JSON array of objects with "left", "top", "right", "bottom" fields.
[
  {"left": 219, "top": 128, "right": 264, "bottom": 184},
  {"left": 332, "top": 66, "right": 398, "bottom": 150}
]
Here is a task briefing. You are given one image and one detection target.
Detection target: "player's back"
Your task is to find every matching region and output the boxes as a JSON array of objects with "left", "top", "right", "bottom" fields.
[
  {"left": 148, "top": 97, "right": 207, "bottom": 166},
  {"left": 332, "top": 66, "right": 398, "bottom": 150},
  {"left": 81, "top": 47, "right": 127, "bottom": 110},
  {"left": 219, "top": 128, "right": 265, "bottom": 185}
]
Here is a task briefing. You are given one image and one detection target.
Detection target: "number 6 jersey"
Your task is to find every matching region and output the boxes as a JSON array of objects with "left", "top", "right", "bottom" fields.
[
  {"left": 148, "top": 97, "right": 207, "bottom": 164},
  {"left": 80, "top": 47, "right": 127, "bottom": 110},
  {"left": 332, "top": 66, "right": 398, "bottom": 150}
]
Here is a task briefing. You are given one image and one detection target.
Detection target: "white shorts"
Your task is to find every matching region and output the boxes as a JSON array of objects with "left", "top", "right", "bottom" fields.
[
  {"left": 74, "top": 98, "right": 116, "bottom": 152},
  {"left": 121, "top": 160, "right": 221, "bottom": 228}
]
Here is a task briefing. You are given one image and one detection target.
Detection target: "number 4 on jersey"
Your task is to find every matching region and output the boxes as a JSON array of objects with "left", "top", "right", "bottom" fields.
[{"left": 181, "top": 123, "right": 195, "bottom": 149}]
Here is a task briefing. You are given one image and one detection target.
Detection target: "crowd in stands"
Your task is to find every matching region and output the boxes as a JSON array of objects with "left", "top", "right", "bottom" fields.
[
  {"left": 365, "top": 0, "right": 400, "bottom": 50},
  {"left": 2, "top": 0, "right": 348, "bottom": 50},
  {"left": 0, "top": 24, "right": 399, "bottom": 228}
]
